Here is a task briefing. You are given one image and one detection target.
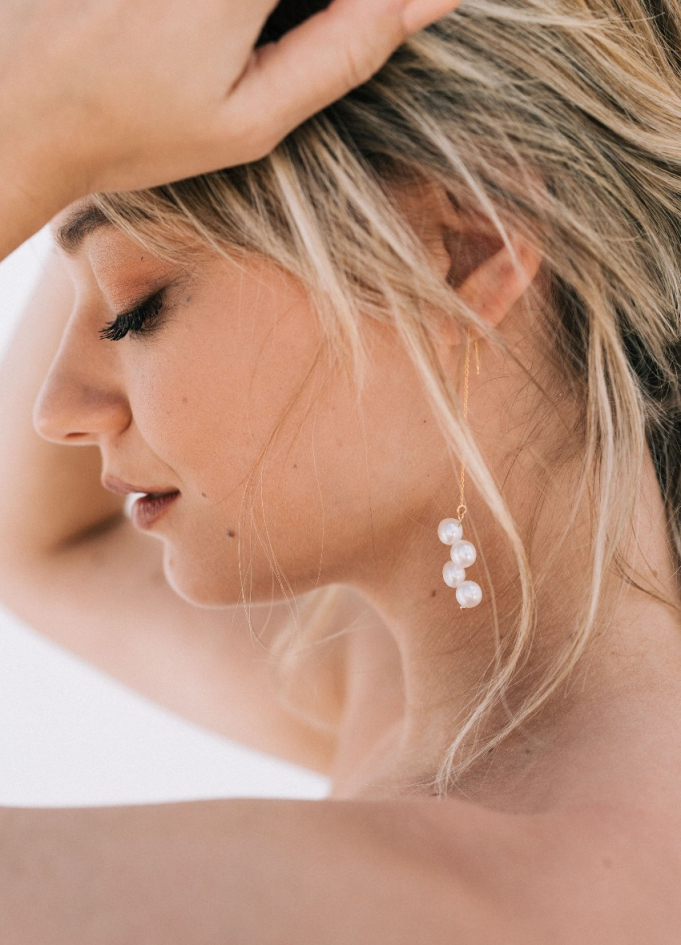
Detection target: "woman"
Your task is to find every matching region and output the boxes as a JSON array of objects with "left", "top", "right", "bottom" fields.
[{"left": 1, "top": 0, "right": 680, "bottom": 940}]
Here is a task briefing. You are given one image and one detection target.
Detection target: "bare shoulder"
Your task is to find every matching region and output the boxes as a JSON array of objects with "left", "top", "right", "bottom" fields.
[
  {"left": 2, "top": 793, "right": 679, "bottom": 942},
  {"left": 413, "top": 797, "right": 681, "bottom": 943}
]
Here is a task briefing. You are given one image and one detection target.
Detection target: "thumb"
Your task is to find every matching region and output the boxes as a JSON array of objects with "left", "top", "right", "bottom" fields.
[{"left": 227, "top": 0, "right": 461, "bottom": 161}]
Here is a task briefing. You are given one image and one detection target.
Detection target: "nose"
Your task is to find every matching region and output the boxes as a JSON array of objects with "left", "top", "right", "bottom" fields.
[{"left": 34, "top": 318, "right": 132, "bottom": 445}]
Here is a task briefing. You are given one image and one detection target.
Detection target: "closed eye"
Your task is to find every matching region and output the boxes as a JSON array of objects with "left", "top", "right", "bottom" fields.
[{"left": 99, "top": 290, "right": 165, "bottom": 342}]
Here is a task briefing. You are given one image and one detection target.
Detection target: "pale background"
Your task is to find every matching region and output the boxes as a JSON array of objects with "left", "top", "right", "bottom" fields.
[{"left": 0, "top": 231, "right": 329, "bottom": 807}]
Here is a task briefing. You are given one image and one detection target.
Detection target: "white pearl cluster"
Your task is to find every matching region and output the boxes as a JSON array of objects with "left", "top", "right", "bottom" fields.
[{"left": 438, "top": 518, "right": 482, "bottom": 609}]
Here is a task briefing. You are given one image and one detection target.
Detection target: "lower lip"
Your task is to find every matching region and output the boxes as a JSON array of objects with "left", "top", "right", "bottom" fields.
[{"left": 131, "top": 492, "right": 180, "bottom": 530}]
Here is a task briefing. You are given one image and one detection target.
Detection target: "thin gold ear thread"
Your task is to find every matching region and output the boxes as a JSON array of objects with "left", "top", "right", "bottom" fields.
[
  {"left": 437, "top": 327, "right": 483, "bottom": 609},
  {"left": 457, "top": 329, "right": 480, "bottom": 522}
]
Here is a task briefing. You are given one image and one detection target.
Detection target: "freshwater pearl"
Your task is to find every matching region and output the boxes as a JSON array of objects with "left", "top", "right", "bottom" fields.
[
  {"left": 456, "top": 580, "right": 483, "bottom": 609},
  {"left": 438, "top": 518, "right": 463, "bottom": 545},
  {"left": 450, "top": 539, "right": 477, "bottom": 568},
  {"left": 442, "top": 561, "right": 466, "bottom": 588}
]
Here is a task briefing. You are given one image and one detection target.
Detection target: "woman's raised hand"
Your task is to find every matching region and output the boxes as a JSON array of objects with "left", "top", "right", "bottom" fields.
[{"left": 0, "top": 0, "right": 460, "bottom": 255}]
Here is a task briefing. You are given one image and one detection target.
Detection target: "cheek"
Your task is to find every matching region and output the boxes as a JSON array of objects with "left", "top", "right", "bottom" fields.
[
  {"left": 130, "top": 282, "right": 326, "bottom": 489},
  {"left": 121, "top": 281, "right": 343, "bottom": 603},
  {"left": 121, "top": 272, "right": 440, "bottom": 605}
]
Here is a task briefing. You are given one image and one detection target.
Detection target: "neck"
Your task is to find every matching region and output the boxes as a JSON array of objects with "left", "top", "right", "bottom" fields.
[{"left": 340, "top": 396, "right": 681, "bottom": 809}]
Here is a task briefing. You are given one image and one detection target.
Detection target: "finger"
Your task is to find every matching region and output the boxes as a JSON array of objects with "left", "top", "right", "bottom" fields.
[
  {"left": 403, "top": 0, "right": 463, "bottom": 32},
  {"left": 227, "top": 0, "right": 462, "bottom": 160}
]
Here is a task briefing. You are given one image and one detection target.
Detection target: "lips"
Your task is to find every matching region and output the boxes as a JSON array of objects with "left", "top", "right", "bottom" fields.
[
  {"left": 130, "top": 492, "right": 179, "bottom": 530},
  {"left": 102, "top": 476, "right": 180, "bottom": 530},
  {"left": 102, "top": 476, "right": 178, "bottom": 498}
]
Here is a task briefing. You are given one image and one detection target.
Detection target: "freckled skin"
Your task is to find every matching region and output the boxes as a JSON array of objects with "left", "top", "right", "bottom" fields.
[{"left": 41, "top": 227, "right": 451, "bottom": 609}]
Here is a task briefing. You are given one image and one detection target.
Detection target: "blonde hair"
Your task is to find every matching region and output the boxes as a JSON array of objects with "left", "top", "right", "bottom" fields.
[{"left": 96, "top": 0, "right": 681, "bottom": 792}]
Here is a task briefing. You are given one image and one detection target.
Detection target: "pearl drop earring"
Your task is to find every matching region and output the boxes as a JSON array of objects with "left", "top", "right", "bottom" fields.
[{"left": 438, "top": 329, "right": 483, "bottom": 610}]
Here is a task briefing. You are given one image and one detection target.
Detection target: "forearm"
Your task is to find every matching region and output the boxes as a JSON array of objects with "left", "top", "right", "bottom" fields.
[
  {"left": 0, "top": 193, "right": 49, "bottom": 263},
  {"left": 0, "top": 250, "right": 123, "bottom": 562},
  {"left": 0, "top": 800, "right": 465, "bottom": 945},
  {"left": 0, "top": 125, "right": 82, "bottom": 262},
  {"left": 0, "top": 177, "right": 64, "bottom": 264}
]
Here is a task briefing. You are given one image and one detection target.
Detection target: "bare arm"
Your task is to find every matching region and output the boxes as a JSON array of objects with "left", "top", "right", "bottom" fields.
[{"left": 0, "top": 0, "right": 460, "bottom": 262}]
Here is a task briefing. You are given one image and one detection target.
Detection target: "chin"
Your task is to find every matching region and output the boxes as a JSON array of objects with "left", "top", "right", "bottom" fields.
[
  {"left": 161, "top": 544, "right": 286, "bottom": 609},
  {"left": 161, "top": 546, "right": 239, "bottom": 608}
]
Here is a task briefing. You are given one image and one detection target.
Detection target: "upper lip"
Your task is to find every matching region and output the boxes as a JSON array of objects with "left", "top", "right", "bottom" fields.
[{"left": 102, "top": 475, "right": 179, "bottom": 497}]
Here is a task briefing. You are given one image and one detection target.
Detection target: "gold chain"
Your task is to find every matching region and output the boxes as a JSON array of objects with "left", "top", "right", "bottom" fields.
[{"left": 457, "top": 329, "right": 480, "bottom": 522}]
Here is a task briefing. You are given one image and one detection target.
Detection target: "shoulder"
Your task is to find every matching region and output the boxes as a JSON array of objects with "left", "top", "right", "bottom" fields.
[
  {"left": 4, "top": 796, "right": 676, "bottom": 943},
  {"left": 416, "top": 798, "right": 681, "bottom": 943},
  {"left": 230, "top": 795, "right": 681, "bottom": 942}
]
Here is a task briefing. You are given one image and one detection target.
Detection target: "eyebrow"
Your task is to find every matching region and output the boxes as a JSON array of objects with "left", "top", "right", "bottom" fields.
[{"left": 54, "top": 204, "right": 114, "bottom": 254}]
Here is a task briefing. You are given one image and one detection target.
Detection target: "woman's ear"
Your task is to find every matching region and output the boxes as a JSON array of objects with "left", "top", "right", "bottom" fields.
[
  {"left": 452, "top": 229, "right": 543, "bottom": 332},
  {"left": 436, "top": 209, "right": 542, "bottom": 338},
  {"left": 392, "top": 180, "right": 543, "bottom": 339}
]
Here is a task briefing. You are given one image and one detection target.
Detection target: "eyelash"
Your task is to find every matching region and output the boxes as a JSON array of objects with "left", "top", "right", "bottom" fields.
[{"left": 99, "top": 291, "right": 165, "bottom": 342}]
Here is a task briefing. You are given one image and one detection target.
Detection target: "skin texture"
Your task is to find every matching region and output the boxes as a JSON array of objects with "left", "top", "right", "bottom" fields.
[
  {"left": 1, "top": 0, "right": 681, "bottom": 940},
  {"left": 35, "top": 215, "right": 478, "bottom": 607}
]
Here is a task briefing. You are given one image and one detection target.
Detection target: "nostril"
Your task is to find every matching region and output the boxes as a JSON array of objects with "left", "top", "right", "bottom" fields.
[{"left": 32, "top": 381, "right": 132, "bottom": 445}]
